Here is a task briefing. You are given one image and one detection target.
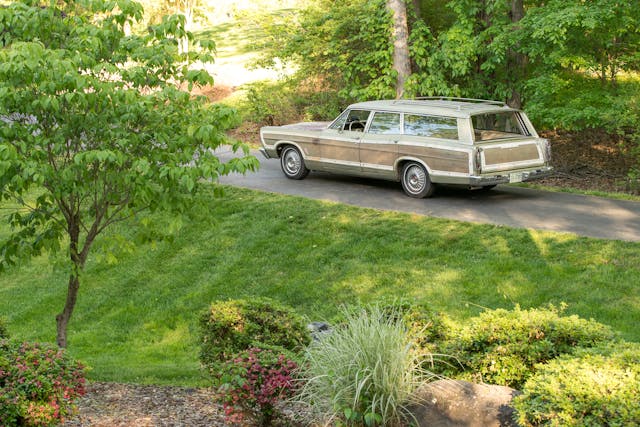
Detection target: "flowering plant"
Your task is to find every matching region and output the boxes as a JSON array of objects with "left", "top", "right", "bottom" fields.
[
  {"left": 215, "top": 347, "right": 298, "bottom": 426},
  {"left": 0, "top": 339, "right": 86, "bottom": 426}
]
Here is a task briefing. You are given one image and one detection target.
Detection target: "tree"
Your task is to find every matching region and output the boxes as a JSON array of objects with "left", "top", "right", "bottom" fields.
[
  {"left": 510, "top": 0, "right": 640, "bottom": 131},
  {"left": 0, "top": 0, "right": 258, "bottom": 347},
  {"left": 506, "top": 0, "right": 525, "bottom": 108},
  {"left": 254, "top": 0, "right": 395, "bottom": 101},
  {"left": 517, "top": 0, "right": 640, "bottom": 87},
  {"left": 387, "top": 0, "right": 411, "bottom": 98}
]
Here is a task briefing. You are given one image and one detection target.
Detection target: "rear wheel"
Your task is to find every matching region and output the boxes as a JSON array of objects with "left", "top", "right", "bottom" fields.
[
  {"left": 401, "top": 162, "right": 434, "bottom": 198},
  {"left": 280, "top": 146, "right": 309, "bottom": 180}
]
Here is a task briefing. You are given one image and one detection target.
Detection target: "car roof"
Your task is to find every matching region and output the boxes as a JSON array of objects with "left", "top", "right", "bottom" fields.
[{"left": 346, "top": 99, "right": 518, "bottom": 119}]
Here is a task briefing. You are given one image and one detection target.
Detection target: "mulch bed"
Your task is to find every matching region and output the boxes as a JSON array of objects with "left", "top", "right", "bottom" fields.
[
  {"left": 63, "top": 382, "right": 309, "bottom": 426},
  {"left": 63, "top": 382, "right": 226, "bottom": 427}
]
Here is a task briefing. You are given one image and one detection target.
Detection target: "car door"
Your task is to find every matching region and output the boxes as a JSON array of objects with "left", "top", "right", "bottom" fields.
[
  {"left": 319, "top": 109, "right": 371, "bottom": 174},
  {"left": 359, "top": 111, "right": 400, "bottom": 179}
]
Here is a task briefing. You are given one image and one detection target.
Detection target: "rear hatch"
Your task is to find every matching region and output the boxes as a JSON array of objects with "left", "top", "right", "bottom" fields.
[
  {"left": 478, "top": 138, "right": 547, "bottom": 173},
  {"left": 472, "top": 110, "right": 549, "bottom": 174}
]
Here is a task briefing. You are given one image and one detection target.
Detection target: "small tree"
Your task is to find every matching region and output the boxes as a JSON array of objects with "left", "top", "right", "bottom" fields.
[{"left": 0, "top": 0, "right": 258, "bottom": 347}]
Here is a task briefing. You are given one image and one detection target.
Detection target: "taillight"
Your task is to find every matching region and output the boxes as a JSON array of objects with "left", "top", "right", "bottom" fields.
[
  {"left": 475, "top": 148, "right": 483, "bottom": 174},
  {"left": 542, "top": 139, "right": 551, "bottom": 162}
]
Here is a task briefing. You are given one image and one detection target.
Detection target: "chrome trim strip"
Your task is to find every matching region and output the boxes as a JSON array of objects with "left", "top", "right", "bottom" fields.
[
  {"left": 361, "top": 163, "right": 394, "bottom": 171},
  {"left": 306, "top": 156, "right": 360, "bottom": 168}
]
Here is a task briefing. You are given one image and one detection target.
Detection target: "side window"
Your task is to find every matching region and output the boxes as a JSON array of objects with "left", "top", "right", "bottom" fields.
[
  {"left": 368, "top": 112, "right": 401, "bottom": 135},
  {"left": 343, "top": 109, "right": 371, "bottom": 132},
  {"left": 404, "top": 114, "right": 459, "bottom": 140}
]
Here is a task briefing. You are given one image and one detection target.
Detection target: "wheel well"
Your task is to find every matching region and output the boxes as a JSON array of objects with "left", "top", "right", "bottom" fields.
[
  {"left": 276, "top": 143, "right": 295, "bottom": 157},
  {"left": 395, "top": 159, "right": 431, "bottom": 180}
]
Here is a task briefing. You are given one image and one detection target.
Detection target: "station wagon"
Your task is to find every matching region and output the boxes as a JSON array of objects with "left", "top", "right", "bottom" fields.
[{"left": 259, "top": 98, "right": 553, "bottom": 198}]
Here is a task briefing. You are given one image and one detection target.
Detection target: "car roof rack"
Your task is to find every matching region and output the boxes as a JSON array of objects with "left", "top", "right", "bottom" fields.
[{"left": 412, "top": 96, "right": 506, "bottom": 106}]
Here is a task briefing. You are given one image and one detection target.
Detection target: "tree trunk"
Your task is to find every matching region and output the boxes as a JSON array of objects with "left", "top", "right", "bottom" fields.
[
  {"left": 388, "top": 0, "right": 412, "bottom": 99},
  {"left": 56, "top": 216, "right": 85, "bottom": 348},
  {"left": 508, "top": 0, "right": 525, "bottom": 109},
  {"left": 56, "top": 272, "right": 80, "bottom": 348},
  {"left": 412, "top": 0, "right": 421, "bottom": 18}
]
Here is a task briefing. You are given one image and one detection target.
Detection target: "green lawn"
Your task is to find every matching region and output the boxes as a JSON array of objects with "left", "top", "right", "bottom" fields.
[{"left": 1, "top": 186, "right": 639, "bottom": 386}]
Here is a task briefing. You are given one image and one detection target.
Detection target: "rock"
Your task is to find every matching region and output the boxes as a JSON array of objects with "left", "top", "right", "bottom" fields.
[
  {"left": 307, "top": 321, "right": 331, "bottom": 340},
  {"left": 407, "top": 379, "right": 521, "bottom": 427}
]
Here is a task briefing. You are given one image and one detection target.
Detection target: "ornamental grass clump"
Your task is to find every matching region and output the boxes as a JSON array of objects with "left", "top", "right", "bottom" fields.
[{"left": 298, "top": 305, "right": 432, "bottom": 427}]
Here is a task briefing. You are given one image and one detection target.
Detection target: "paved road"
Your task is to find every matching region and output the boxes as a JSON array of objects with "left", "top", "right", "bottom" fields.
[{"left": 217, "top": 149, "right": 640, "bottom": 242}]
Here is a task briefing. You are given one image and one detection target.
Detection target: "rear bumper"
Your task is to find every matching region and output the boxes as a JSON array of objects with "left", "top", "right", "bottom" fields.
[{"left": 468, "top": 166, "right": 554, "bottom": 186}]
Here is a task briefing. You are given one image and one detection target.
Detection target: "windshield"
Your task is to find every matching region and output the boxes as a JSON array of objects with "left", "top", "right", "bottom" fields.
[{"left": 472, "top": 112, "right": 529, "bottom": 141}]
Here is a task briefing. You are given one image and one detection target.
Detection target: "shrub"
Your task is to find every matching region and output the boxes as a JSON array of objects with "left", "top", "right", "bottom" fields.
[
  {"left": 514, "top": 342, "right": 640, "bottom": 426},
  {"left": 215, "top": 347, "right": 299, "bottom": 426},
  {"left": 441, "top": 305, "right": 615, "bottom": 389},
  {"left": 244, "top": 80, "right": 301, "bottom": 126},
  {"left": 0, "top": 339, "right": 86, "bottom": 426},
  {"left": 242, "top": 78, "right": 347, "bottom": 126},
  {"left": 298, "top": 305, "right": 430, "bottom": 426},
  {"left": 379, "top": 299, "right": 450, "bottom": 354},
  {"left": 199, "top": 297, "right": 310, "bottom": 373}
]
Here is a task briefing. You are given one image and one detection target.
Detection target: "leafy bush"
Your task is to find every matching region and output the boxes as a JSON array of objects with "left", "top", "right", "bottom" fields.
[
  {"left": 0, "top": 340, "right": 86, "bottom": 426},
  {"left": 244, "top": 80, "right": 301, "bottom": 126},
  {"left": 214, "top": 347, "right": 299, "bottom": 426},
  {"left": 379, "top": 299, "right": 450, "bottom": 354},
  {"left": 514, "top": 342, "right": 640, "bottom": 426},
  {"left": 441, "top": 305, "right": 615, "bottom": 389},
  {"left": 243, "top": 79, "right": 346, "bottom": 126},
  {"left": 199, "top": 297, "right": 310, "bottom": 373},
  {"left": 298, "top": 305, "right": 430, "bottom": 426}
]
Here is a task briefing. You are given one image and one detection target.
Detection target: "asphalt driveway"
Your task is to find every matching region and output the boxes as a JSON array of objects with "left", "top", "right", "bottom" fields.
[{"left": 217, "top": 149, "right": 640, "bottom": 242}]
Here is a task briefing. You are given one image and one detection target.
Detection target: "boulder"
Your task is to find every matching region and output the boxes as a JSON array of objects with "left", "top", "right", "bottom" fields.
[
  {"left": 307, "top": 321, "right": 331, "bottom": 340},
  {"left": 407, "top": 379, "right": 521, "bottom": 427}
]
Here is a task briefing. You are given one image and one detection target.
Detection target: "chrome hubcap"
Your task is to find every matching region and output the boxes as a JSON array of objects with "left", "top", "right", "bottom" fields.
[
  {"left": 284, "top": 150, "right": 301, "bottom": 175},
  {"left": 405, "top": 165, "right": 426, "bottom": 193}
]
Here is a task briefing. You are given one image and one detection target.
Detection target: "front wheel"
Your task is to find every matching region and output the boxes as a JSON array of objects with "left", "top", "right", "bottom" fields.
[
  {"left": 280, "top": 146, "right": 309, "bottom": 180},
  {"left": 401, "top": 162, "right": 434, "bottom": 198}
]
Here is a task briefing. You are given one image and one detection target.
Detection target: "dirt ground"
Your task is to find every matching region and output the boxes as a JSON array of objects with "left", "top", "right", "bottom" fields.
[{"left": 537, "top": 129, "right": 638, "bottom": 194}]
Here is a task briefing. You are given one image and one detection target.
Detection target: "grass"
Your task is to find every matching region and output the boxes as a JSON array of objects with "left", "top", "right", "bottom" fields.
[
  {"left": 192, "top": 1, "right": 298, "bottom": 90},
  {"left": 1, "top": 185, "right": 639, "bottom": 386}
]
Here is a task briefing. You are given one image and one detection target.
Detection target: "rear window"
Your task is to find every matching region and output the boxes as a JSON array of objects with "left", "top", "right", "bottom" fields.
[
  {"left": 404, "top": 114, "right": 459, "bottom": 140},
  {"left": 472, "top": 112, "right": 529, "bottom": 141}
]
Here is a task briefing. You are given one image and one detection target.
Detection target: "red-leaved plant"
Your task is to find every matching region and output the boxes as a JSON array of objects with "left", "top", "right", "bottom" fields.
[
  {"left": 0, "top": 340, "right": 86, "bottom": 426},
  {"left": 215, "top": 347, "right": 298, "bottom": 426}
]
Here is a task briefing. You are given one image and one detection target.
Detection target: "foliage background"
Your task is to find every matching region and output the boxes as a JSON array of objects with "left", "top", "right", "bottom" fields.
[{"left": 249, "top": 0, "right": 640, "bottom": 178}]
